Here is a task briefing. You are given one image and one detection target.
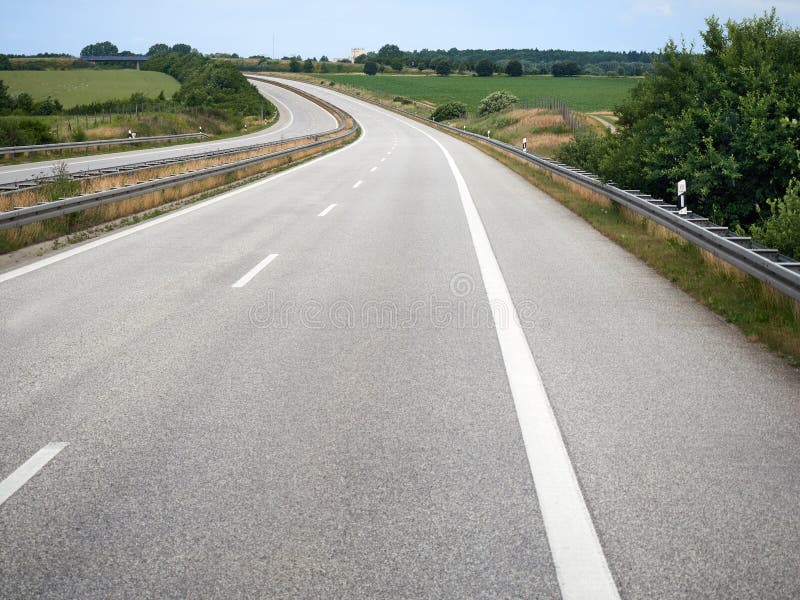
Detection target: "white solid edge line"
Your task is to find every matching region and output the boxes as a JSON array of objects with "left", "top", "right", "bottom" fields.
[
  {"left": 0, "top": 122, "right": 366, "bottom": 285},
  {"left": 370, "top": 166, "right": 378, "bottom": 173},
  {"left": 232, "top": 253, "right": 279, "bottom": 288},
  {"left": 394, "top": 118, "right": 620, "bottom": 598},
  {"left": 353, "top": 180, "right": 363, "bottom": 189},
  {"left": 318, "top": 203, "right": 337, "bottom": 217},
  {"left": 380, "top": 158, "right": 386, "bottom": 162},
  {"left": 0, "top": 443, "right": 69, "bottom": 507}
]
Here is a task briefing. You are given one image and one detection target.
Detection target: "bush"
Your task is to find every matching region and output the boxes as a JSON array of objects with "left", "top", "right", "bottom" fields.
[
  {"left": 505, "top": 60, "right": 523, "bottom": 77},
  {"left": 475, "top": 59, "right": 494, "bottom": 77},
  {"left": 431, "top": 101, "right": 467, "bottom": 122},
  {"left": 554, "top": 130, "right": 610, "bottom": 175},
  {"left": 0, "top": 118, "right": 55, "bottom": 146},
  {"left": 302, "top": 59, "right": 314, "bottom": 73},
  {"left": 750, "top": 179, "right": 800, "bottom": 259},
  {"left": 477, "top": 90, "right": 517, "bottom": 116},
  {"left": 364, "top": 61, "right": 378, "bottom": 76}
]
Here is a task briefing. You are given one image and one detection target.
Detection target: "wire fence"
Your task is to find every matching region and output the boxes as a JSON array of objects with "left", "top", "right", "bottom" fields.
[{"left": 519, "top": 98, "right": 586, "bottom": 132}]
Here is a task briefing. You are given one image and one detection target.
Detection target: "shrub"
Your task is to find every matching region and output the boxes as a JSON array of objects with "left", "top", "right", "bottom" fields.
[
  {"left": 302, "top": 59, "right": 314, "bottom": 73},
  {"left": 431, "top": 101, "right": 467, "bottom": 121},
  {"left": 750, "top": 179, "right": 800, "bottom": 259},
  {"left": 363, "top": 61, "right": 378, "bottom": 76},
  {"left": 477, "top": 90, "right": 517, "bottom": 116},
  {"left": 554, "top": 130, "right": 610, "bottom": 175},
  {"left": 0, "top": 118, "right": 55, "bottom": 146},
  {"left": 475, "top": 59, "right": 494, "bottom": 77}
]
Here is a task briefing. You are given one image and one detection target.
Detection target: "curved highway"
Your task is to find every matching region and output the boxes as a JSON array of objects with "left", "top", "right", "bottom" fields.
[
  {"left": 0, "top": 78, "right": 798, "bottom": 599},
  {"left": 0, "top": 80, "right": 338, "bottom": 186}
]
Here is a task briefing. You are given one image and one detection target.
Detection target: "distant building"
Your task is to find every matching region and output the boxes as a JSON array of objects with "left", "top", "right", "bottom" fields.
[{"left": 350, "top": 48, "right": 366, "bottom": 63}]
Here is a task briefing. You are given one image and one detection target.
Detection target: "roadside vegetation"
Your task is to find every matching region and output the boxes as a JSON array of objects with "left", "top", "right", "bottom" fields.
[
  {"left": 555, "top": 10, "right": 800, "bottom": 259},
  {"left": 0, "top": 42, "right": 275, "bottom": 148}
]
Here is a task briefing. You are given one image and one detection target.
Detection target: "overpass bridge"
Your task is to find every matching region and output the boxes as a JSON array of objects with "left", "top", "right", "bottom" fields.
[{"left": 80, "top": 55, "right": 149, "bottom": 70}]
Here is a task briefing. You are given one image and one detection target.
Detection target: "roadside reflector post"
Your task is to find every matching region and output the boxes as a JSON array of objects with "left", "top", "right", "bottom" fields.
[
  {"left": 487, "top": 130, "right": 491, "bottom": 138},
  {"left": 677, "top": 179, "right": 687, "bottom": 215},
  {"left": 523, "top": 137, "right": 527, "bottom": 152}
]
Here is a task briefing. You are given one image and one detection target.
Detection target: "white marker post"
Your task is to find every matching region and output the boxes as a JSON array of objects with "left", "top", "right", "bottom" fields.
[
  {"left": 677, "top": 179, "right": 687, "bottom": 215},
  {"left": 522, "top": 137, "right": 528, "bottom": 153},
  {"left": 487, "top": 130, "right": 491, "bottom": 139}
]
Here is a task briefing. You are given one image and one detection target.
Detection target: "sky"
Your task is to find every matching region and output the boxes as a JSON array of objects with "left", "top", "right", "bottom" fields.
[{"left": 3, "top": 1, "right": 800, "bottom": 59}]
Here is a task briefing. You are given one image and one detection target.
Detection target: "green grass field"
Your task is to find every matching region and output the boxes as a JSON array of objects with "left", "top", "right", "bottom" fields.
[
  {"left": 314, "top": 74, "right": 638, "bottom": 112},
  {"left": 1, "top": 70, "right": 181, "bottom": 108}
]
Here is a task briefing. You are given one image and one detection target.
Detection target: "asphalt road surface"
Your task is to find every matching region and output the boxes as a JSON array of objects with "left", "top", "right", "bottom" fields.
[
  {"left": 0, "top": 81, "right": 337, "bottom": 187},
  {"left": 1, "top": 79, "right": 798, "bottom": 599}
]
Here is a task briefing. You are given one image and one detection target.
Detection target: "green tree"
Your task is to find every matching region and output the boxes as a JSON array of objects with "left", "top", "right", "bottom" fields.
[
  {"left": 80, "top": 41, "right": 118, "bottom": 56},
  {"left": 320, "top": 55, "right": 329, "bottom": 62},
  {"left": 303, "top": 58, "right": 314, "bottom": 72},
  {"left": 590, "top": 11, "right": 800, "bottom": 226},
  {"left": 289, "top": 57, "right": 301, "bottom": 72},
  {"left": 551, "top": 61, "right": 581, "bottom": 76},
  {"left": 0, "top": 80, "right": 12, "bottom": 113},
  {"left": 0, "top": 55, "right": 11, "bottom": 70},
  {"left": 148, "top": 43, "right": 170, "bottom": 56},
  {"left": 435, "top": 58, "right": 452, "bottom": 76},
  {"left": 171, "top": 43, "right": 193, "bottom": 55},
  {"left": 14, "top": 92, "right": 34, "bottom": 113},
  {"left": 475, "top": 59, "right": 494, "bottom": 76},
  {"left": 364, "top": 61, "right": 378, "bottom": 76},
  {"left": 377, "top": 44, "right": 403, "bottom": 61},
  {"left": 505, "top": 60, "right": 523, "bottom": 77}
]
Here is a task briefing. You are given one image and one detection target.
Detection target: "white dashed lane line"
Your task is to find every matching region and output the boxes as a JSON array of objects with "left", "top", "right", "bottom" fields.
[
  {"left": 0, "top": 443, "right": 69, "bottom": 508},
  {"left": 318, "top": 204, "right": 337, "bottom": 217},
  {"left": 232, "top": 253, "right": 279, "bottom": 288}
]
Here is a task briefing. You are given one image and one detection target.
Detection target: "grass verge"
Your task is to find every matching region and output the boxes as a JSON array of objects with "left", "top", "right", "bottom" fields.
[{"left": 467, "top": 140, "right": 800, "bottom": 365}]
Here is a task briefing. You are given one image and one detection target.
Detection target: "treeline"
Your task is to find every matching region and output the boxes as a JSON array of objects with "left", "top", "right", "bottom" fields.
[
  {"left": 352, "top": 45, "right": 656, "bottom": 75},
  {"left": 557, "top": 11, "right": 800, "bottom": 256}
]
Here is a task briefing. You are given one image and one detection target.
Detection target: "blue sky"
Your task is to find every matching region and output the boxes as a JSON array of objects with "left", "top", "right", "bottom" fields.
[{"left": 3, "top": 1, "right": 800, "bottom": 59}]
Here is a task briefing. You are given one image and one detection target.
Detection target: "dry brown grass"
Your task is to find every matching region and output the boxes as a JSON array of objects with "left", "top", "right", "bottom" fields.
[{"left": 0, "top": 127, "right": 350, "bottom": 214}]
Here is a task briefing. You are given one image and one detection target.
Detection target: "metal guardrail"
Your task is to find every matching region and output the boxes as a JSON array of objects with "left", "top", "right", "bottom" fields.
[
  {"left": 0, "top": 81, "right": 358, "bottom": 232},
  {"left": 0, "top": 129, "right": 338, "bottom": 193},
  {"left": 0, "top": 132, "right": 210, "bottom": 156},
  {"left": 294, "top": 79, "right": 800, "bottom": 302}
]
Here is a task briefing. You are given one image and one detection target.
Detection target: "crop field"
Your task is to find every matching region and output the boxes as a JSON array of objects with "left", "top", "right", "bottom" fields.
[
  {"left": 1, "top": 70, "right": 181, "bottom": 108},
  {"left": 314, "top": 74, "right": 638, "bottom": 112}
]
